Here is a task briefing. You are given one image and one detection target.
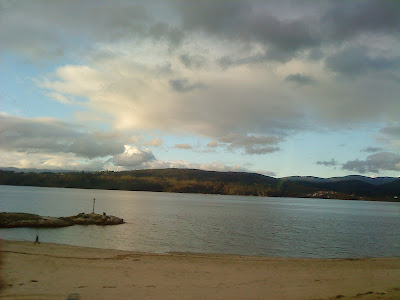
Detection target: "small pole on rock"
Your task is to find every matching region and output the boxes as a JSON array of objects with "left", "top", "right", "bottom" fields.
[{"left": 92, "top": 198, "right": 96, "bottom": 214}]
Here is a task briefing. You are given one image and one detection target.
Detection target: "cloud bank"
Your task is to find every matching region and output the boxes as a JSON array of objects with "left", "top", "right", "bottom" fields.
[
  {"left": 1, "top": 0, "right": 400, "bottom": 176},
  {"left": 343, "top": 152, "right": 400, "bottom": 174}
]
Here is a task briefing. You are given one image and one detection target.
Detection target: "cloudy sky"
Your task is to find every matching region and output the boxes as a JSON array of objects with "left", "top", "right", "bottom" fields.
[{"left": 1, "top": 0, "right": 400, "bottom": 177}]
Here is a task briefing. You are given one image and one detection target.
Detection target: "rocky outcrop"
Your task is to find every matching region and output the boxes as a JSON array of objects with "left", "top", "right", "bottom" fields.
[
  {"left": 60, "top": 213, "right": 124, "bottom": 226},
  {"left": 0, "top": 212, "right": 124, "bottom": 228}
]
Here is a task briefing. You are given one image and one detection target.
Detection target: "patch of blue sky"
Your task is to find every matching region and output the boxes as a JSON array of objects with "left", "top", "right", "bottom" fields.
[
  {"left": 0, "top": 54, "right": 78, "bottom": 120},
  {"left": 267, "top": 128, "right": 386, "bottom": 178},
  {"left": 148, "top": 130, "right": 383, "bottom": 177}
]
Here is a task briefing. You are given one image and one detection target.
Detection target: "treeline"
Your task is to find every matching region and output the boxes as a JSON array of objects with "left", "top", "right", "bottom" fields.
[
  {"left": 0, "top": 168, "right": 399, "bottom": 201},
  {"left": 0, "top": 169, "right": 278, "bottom": 196}
]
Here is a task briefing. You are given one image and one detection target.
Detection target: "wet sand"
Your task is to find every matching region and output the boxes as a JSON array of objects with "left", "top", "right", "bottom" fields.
[{"left": 1, "top": 240, "right": 399, "bottom": 299}]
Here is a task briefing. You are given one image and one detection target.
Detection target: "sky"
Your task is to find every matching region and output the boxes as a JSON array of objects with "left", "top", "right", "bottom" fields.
[{"left": 1, "top": 0, "right": 400, "bottom": 178}]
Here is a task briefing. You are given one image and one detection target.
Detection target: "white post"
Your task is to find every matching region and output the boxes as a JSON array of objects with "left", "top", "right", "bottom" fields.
[{"left": 92, "top": 198, "right": 96, "bottom": 214}]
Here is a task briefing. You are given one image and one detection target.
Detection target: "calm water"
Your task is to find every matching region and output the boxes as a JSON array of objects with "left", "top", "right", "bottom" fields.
[{"left": 1, "top": 185, "right": 399, "bottom": 258}]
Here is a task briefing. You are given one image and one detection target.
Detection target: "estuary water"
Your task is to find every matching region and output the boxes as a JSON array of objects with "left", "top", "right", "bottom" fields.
[{"left": 1, "top": 185, "right": 399, "bottom": 258}]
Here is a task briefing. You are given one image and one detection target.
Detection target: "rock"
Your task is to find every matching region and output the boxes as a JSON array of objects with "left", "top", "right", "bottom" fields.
[
  {"left": 0, "top": 212, "right": 124, "bottom": 228},
  {"left": 0, "top": 213, "right": 73, "bottom": 228}
]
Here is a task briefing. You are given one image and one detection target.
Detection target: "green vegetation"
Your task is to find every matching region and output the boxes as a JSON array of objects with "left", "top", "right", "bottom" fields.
[
  {"left": 0, "top": 212, "right": 124, "bottom": 228},
  {"left": 0, "top": 212, "right": 40, "bottom": 223},
  {"left": 0, "top": 169, "right": 277, "bottom": 196},
  {"left": 0, "top": 168, "right": 399, "bottom": 201}
]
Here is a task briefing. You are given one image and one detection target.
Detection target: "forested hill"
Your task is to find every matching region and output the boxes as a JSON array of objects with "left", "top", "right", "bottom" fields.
[{"left": 0, "top": 168, "right": 399, "bottom": 202}]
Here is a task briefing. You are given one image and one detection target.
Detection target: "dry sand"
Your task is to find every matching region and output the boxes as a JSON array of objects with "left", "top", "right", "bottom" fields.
[{"left": 1, "top": 240, "right": 399, "bottom": 300}]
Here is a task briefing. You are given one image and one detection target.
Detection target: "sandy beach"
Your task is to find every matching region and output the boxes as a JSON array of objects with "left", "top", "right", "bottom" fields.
[{"left": 1, "top": 240, "right": 399, "bottom": 300}]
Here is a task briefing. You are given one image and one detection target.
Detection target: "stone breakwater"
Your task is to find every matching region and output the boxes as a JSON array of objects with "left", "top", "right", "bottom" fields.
[{"left": 0, "top": 212, "right": 124, "bottom": 228}]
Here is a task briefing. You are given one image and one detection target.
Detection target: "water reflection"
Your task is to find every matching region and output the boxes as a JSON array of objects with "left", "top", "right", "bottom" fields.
[{"left": 1, "top": 185, "right": 399, "bottom": 257}]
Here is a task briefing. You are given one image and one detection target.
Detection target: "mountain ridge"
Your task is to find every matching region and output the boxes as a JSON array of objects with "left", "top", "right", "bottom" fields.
[
  {"left": 1, "top": 166, "right": 398, "bottom": 184},
  {"left": 0, "top": 168, "right": 399, "bottom": 202},
  {"left": 283, "top": 175, "right": 398, "bottom": 185}
]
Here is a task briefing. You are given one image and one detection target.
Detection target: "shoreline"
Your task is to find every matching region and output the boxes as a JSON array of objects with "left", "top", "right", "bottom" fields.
[
  {"left": 2, "top": 184, "right": 399, "bottom": 203},
  {"left": 3, "top": 237, "right": 398, "bottom": 260},
  {"left": 1, "top": 240, "right": 400, "bottom": 299}
]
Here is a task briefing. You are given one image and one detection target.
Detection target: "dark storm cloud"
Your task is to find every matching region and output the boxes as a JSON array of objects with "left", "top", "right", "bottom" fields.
[
  {"left": 245, "top": 146, "right": 280, "bottom": 155},
  {"left": 254, "top": 17, "right": 321, "bottom": 62},
  {"left": 380, "top": 125, "right": 400, "bottom": 137},
  {"left": 3, "top": 0, "right": 400, "bottom": 67},
  {"left": 362, "top": 147, "right": 383, "bottom": 153},
  {"left": 285, "top": 73, "right": 316, "bottom": 85},
  {"left": 0, "top": 114, "right": 124, "bottom": 158},
  {"left": 178, "top": 0, "right": 251, "bottom": 33},
  {"left": 177, "top": 0, "right": 400, "bottom": 65},
  {"left": 219, "top": 134, "right": 281, "bottom": 155},
  {"left": 69, "top": 135, "right": 125, "bottom": 159},
  {"left": 342, "top": 152, "right": 400, "bottom": 174},
  {"left": 325, "top": 45, "right": 399, "bottom": 76},
  {"left": 3, "top": 0, "right": 400, "bottom": 160},
  {"left": 148, "top": 22, "right": 185, "bottom": 47},
  {"left": 179, "top": 53, "right": 207, "bottom": 69},
  {"left": 323, "top": 0, "right": 400, "bottom": 41},
  {"left": 217, "top": 53, "right": 269, "bottom": 69},
  {"left": 169, "top": 78, "right": 205, "bottom": 92},
  {"left": 316, "top": 158, "right": 337, "bottom": 167},
  {"left": 178, "top": 0, "right": 321, "bottom": 62},
  {"left": 0, "top": 0, "right": 179, "bottom": 60},
  {"left": 342, "top": 160, "right": 370, "bottom": 174}
]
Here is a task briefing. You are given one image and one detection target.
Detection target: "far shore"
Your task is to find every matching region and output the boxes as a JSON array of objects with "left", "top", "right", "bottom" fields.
[{"left": 1, "top": 240, "right": 399, "bottom": 299}]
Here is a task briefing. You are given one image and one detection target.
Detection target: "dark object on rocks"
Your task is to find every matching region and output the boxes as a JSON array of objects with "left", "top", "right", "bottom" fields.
[
  {"left": 34, "top": 235, "right": 40, "bottom": 244},
  {"left": 0, "top": 212, "right": 125, "bottom": 228},
  {"left": 66, "top": 293, "right": 81, "bottom": 300}
]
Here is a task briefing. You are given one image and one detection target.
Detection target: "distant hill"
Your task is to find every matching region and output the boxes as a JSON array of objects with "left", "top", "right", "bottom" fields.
[
  {"left": 284, "top": 175, "right": 398, "bottom": 185},
  {"left": 0, "top": 168, "right": 399, "bottom": 201}
]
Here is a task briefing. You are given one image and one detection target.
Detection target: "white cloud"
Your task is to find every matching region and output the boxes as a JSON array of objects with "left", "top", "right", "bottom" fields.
[
  {"left": 113, "top": 145, "right": 156, "bottom": 167},
  {"left": 39, "top": 60, "right": 307, "bottom": 137},
  {"left": 46, "top": 92, "right": 74, "bottom": 104},
  {"left": 0, "top": 150, "right": 107, "bottom": 172}
]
